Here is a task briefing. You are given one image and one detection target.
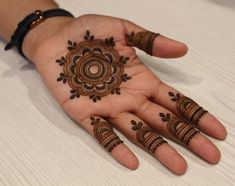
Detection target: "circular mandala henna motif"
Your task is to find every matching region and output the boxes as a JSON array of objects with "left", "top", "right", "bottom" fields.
[{"left": 56, "top": 31, "right": 131, "bottom": 102}]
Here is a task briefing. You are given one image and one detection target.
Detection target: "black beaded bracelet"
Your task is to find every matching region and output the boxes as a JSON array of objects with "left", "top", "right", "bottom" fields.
[{"left": 5, "top": 8, "right": 74, "bottom": 59}]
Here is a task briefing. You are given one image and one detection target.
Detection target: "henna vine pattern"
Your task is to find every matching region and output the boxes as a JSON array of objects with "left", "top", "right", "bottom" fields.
[
  {"left": 131, "top": 120, "right": 167, "bottom": 153},
  {"left": 159, "top": 113, "right": 200, "bottom": 145},
  {"left": 168, "top": 92, "right": 208, "bottom": 125},
  {"left": 56, "top": 30, "right": 131, "bottom": 102},
  {"left": 125, "top": 31, "right": 160, "bottom": 55},
  {"left": 90, "top": 117, "right": 123, "bottom": 152}
]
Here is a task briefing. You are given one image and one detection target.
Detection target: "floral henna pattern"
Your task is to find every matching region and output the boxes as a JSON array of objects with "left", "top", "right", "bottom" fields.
[
  {"left": 56, "top": 30, "right": 131, "bottom": 102},
  {"left": 131, "top": 120, "right": 167, "bottom": 153},
  {"left": 125, "top": 31, "right": 160, "bottom": 55},
  {"left": 168, "top": 92, "right": 208, "bottom": 125},
  {"left": 90, "top": 117, "right": 123, "bottom": 152},
  {"left": 159, "top": 113, "right": 200, "bottom": 145}
]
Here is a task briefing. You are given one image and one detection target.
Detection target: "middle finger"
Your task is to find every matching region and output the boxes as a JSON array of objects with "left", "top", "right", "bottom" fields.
[{"left": 109, "top": 112, "right": 187, "bottom": 175}]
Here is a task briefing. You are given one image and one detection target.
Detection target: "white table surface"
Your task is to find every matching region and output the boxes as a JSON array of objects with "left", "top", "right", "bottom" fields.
[{"left": 0, "top": 0, "right": 235, "bottom": 185}]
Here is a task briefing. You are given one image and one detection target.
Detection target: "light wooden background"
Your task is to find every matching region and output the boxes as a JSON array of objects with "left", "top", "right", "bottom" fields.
[{"left": 0, "top": 0, "right": 235, "bottom": 185}]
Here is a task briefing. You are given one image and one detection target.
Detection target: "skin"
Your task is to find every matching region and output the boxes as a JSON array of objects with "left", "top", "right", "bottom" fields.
[{"left": 0, "top": 0, "right": 227, "bottom": 175}]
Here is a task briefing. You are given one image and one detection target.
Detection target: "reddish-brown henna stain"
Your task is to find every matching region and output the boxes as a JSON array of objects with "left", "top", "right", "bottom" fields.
[
  {"left": 131, "top": 120, "right": 167, "bottom": 153},
  {"left": 90, "top": 117, "right": 123, "bottom": 152},
  {"left": 168, "top": 92, "right": 208, "bottom": 125},
  {"left": 159, "top": 113, "right": 199, "bottom": 145},
  {"left": 56, "top": 30, "right": 131, "bottom": 102},
  {"left": 125, "top": 31, "right": 160, "bottom": 55}
]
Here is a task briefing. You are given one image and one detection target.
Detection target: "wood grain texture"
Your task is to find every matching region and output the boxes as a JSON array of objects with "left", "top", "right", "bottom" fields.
[{"left": 0, "top": 0, "right": 235, "bottom": 185}]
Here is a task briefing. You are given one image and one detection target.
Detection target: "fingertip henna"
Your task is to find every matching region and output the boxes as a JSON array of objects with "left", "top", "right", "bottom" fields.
[
  {"left": 176, "top": 96, "right": 208, "bottom": 125},
  {"left": 90, "top": 117, "right": 123, "bottom": 152},
  {"left": 168, "top": 92, "right": 208, "bottom": 125},
  {"left": 55, "top": 30, "right": 132, "bottom": 102},
  {"left": 125, "top": 31, "right": 160, "bottom": 55},
  {"left": 130, "top": 120, "right": 167, "bottom": 153},
  {"left": 159, "top": 112, "right": 200, "bottom": 145}
]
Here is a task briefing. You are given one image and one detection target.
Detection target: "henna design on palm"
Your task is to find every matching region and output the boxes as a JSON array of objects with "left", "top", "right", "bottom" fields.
[{"left": 56, "top": 30, "right": 131, "bottom": 102}]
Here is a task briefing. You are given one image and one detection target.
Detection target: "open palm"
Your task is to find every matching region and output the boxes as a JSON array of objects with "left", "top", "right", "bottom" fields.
[{"left": 31, "top": 14, "right": 227, "bottom": 175}]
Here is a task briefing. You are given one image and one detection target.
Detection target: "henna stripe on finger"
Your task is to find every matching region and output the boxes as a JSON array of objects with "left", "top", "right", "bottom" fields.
[
  {"left": 168, "top": 92, "right": 208, "bottom": 125},
  {"left": 90, "top": 117, "right": 123, "bottom": 152},
  {"left": 56, "top": 30, "right": 131, "bottom": 102},
  {"left": 130, "top": 120, "right": 167, "bottom": 153},
  {"left": 125, "top": 31, "right": 160, "bottom": 55},
  {"left": 159, "top": 113, "right": 200, "bottom": 145}
]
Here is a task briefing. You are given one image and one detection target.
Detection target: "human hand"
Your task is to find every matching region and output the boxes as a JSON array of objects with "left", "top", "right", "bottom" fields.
[{"left": 23, "top": 14, "right": 227, "bottom": 175}]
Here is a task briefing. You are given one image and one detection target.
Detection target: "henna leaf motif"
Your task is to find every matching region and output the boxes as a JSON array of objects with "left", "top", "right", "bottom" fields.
[
  {"left": 57, "top": 73, "right": 67, "bottom": 83},
  {"left": 84, "top": 30, "right": 94, "bottom": 41},
  {"left": 56, "top": 56, "right": 66, "bottom": 66},
  {"left": 168, "top": 92, "right": 181, "bottom": 102},
  {"left": 159, "top": 112, "right": 171, "bottom": 122},
  {"left": 105, "top": 37, "right": 115, "bottom": 47},
  {"left": 122, "top": 74, "right": 132, "bottom": 82},
  {"left": 67, "top": 40, "right": 77, "bottom": 50}
]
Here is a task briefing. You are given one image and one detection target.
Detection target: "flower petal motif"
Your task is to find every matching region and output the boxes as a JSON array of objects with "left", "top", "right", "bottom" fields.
[{"left": 57, "top": 32, "right": 130, "bottom": 102}]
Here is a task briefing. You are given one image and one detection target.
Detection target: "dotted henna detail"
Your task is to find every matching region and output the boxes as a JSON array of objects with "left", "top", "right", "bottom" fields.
[
  {"left": 56, "top": 30, "right": 131, "bottom": 102},
  {"left": 168, "top": 92, "right": 208, "bottom": 125},
  {"left": 159, "top": 113, "right": 200, "bottom": 145},
  {"left": 90, "top": 117, "right": 123, "bottom": 152},
  {"left": 125, "top": 31, "right": 160, "bottom": 55},
  {"left": 131, "top": 120, "right": 167, "bottom": 153}
]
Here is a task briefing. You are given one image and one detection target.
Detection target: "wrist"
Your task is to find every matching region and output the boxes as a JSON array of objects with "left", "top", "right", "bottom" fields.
[{"left": 22, "top": 16, "right": 74, "bottom": 62}]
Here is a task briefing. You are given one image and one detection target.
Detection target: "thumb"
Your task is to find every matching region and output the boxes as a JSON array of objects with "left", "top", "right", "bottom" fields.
[{"left": 122, "top": 20, "right": 188, "bottom": 58}]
